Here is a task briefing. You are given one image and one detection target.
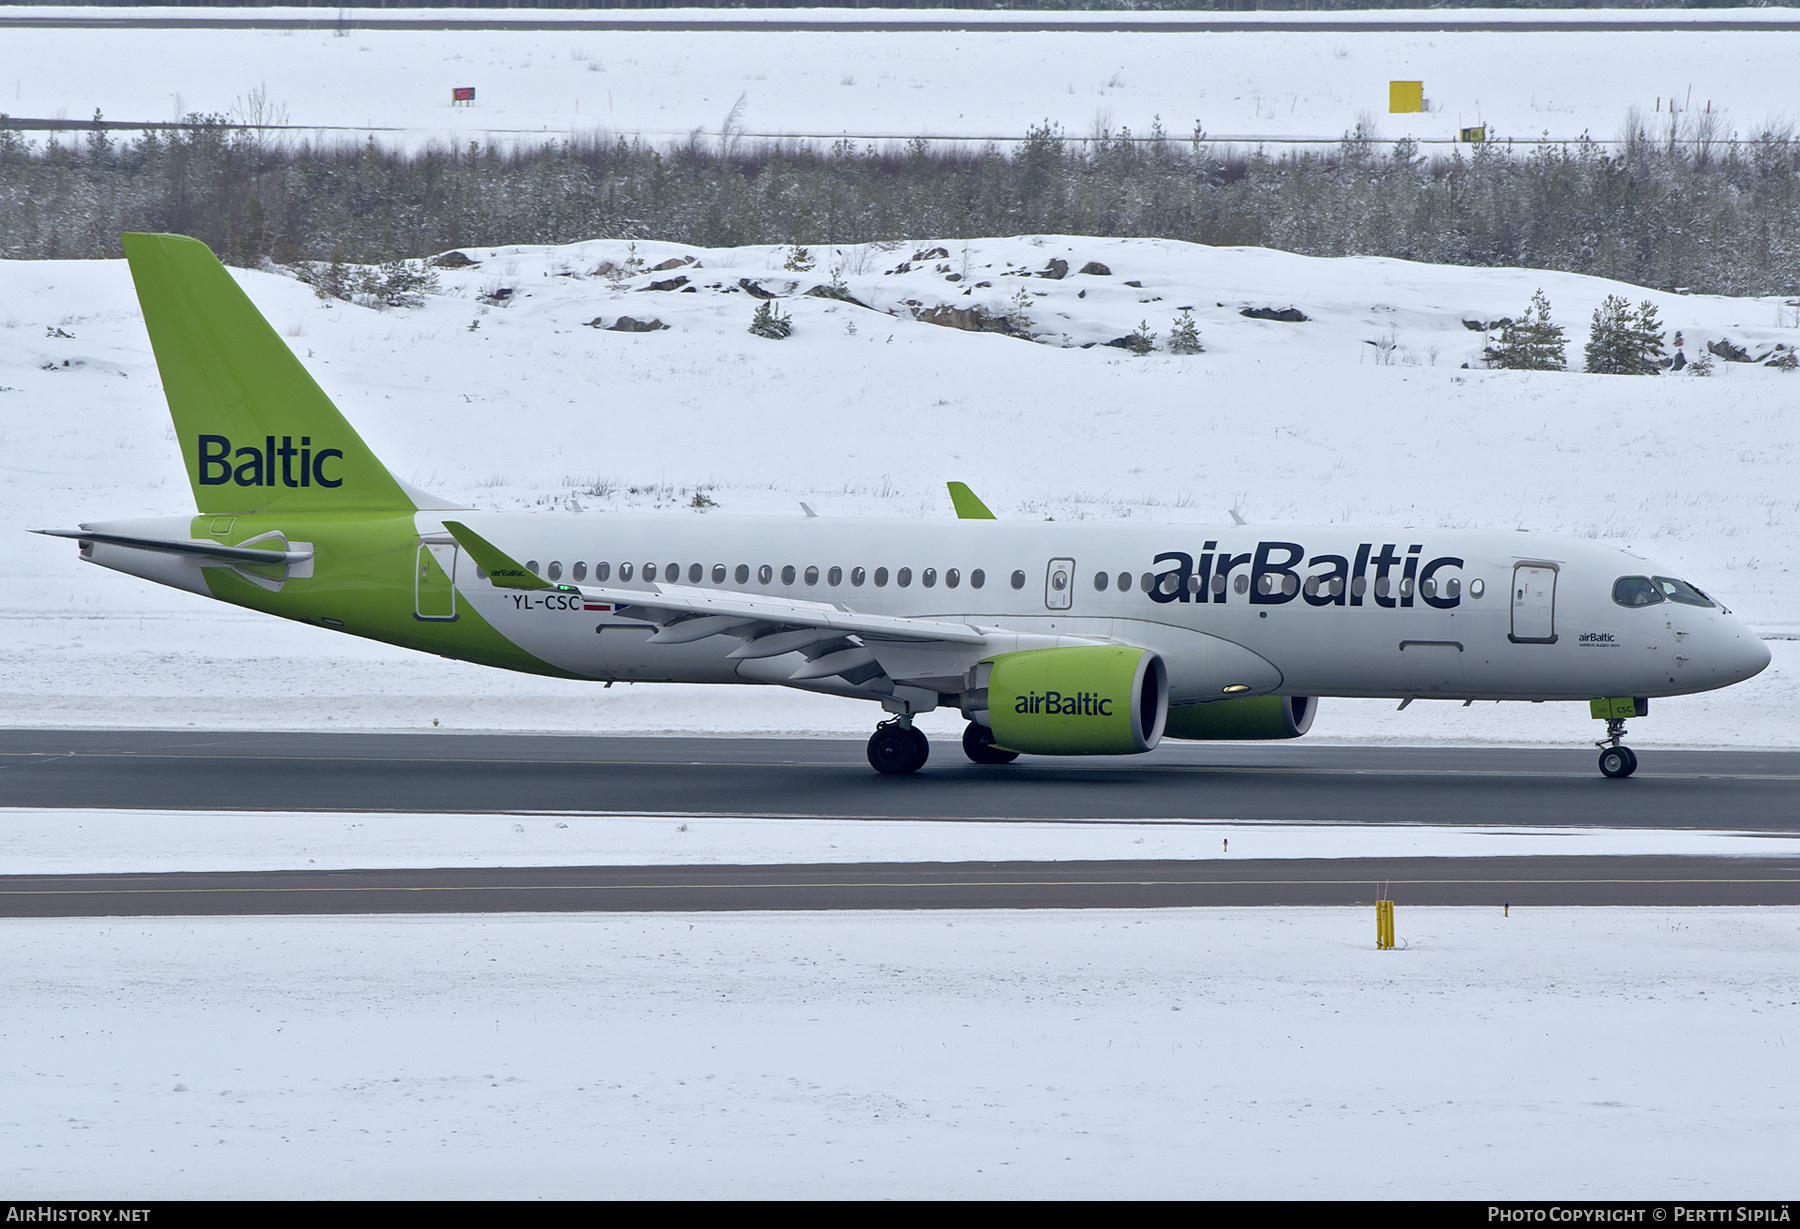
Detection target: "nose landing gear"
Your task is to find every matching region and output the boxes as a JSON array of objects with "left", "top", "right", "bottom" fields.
[
  {"left": 868, "top": 717, "right": 930, "bottom": 775},
  {"left": 1596, "top": 718, "right": 1639, "bottom": 779}
]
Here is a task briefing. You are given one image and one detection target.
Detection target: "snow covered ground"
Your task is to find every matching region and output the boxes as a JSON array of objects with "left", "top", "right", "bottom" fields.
[
  {"left": 4, "top": 7, "right": 1798, "bottom": 150},
  {"left": 11, "top": 807, "right": 1800, "bottom": 876},
  {"left": 4, "top": 906, "right": 1797, "bottom": 1197},
  {"left": 2, "top": 234, "right": 1795, "bottom": 745}
]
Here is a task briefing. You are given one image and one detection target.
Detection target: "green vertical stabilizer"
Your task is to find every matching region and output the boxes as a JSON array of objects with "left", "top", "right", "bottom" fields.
[{"left": 122, "top": 232, "right": 415, "bottom": 515}]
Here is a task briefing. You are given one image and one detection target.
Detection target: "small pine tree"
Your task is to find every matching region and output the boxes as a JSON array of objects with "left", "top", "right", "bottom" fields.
[
  {"left": 748, "top": 300, "right": 792, "bottom": 339},
  {"left": 1769, "top": 347, "right": 1799, "bottom": 372},
  {"left": 1168, "top": 308, "right": 1204, "bottom": 355},
  {"left": 1128, "top": 319, "right": 1157, "bottom": 356},
  {"left": 1005, "top": 287, "right": 1035, "bottom": 336},
  {"left": 1687, "top": 348, "right": 1715, "bottom": 377},
  {"left": 1585, "top": 295, "right": 1666, "bottom": 375},
  {"left": 1483, "top": 289, "right": 1565, "bottom": 370},
  {"left": 783, "top": 246, "right": 815, "bottom": 273}
]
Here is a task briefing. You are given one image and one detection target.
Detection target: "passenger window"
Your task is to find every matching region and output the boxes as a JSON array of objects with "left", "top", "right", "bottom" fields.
[
  {"left": 781, "top": 565, "right": 796, "bottom": 585},
  {"left": 667, "top": 563, "right": 679, "bottom": 582},
  {"left": 875, "top": 567, "right": 889, "bottom": 587},
  {"left": 643, "top": 563, "right": 657, "bottom": 582},
  {"left": 1257, "top": 573, "right": 1274, "bottom": 595},
  {"left": 897, "top": 567, "right": 913, "bottom": 588},
  {"left": 1445, "top": 577, "right": 1459, "bottom": 599},
  {"left": 1188, "top": 575, "right": 1203, "bottom": 594},
  {"left": 619, "top": 562, "right": 633, "bottom": 581},
  {"left": 804, "top": 566, "right": 819, "bottom": 586},
  {"left": 1094, "top": 571, "right": 1109, "bottom": 591},
  {"left": 712, "top": 564, "right": 726, "bottom": 584},
  {"left": 573, "top": 561, "right": 588, "bottom": 581},
  {"left": 1652, "top": 576, "right": 1715, "bottom": 608},
  {"left": 1469, "top": 578, "right": 1484, "bottom": 599},
  {"left": 1398, "top": 576, "right": 1413, "bottom": 598},
  {"left": 547, "top": 561, "right": 563, "bottom": 581},
  {"left": 758, "top": 564, "right": 772, "bottom": 585},
  {"left": 1420, "top": 576, "right": 1435, "bottom": 598},
  {"left": 735, "top": 564, "right": 749, "bottom": 584},
  {"left": 922, "top": 568, "right": 937, "bottom": 588},
  {"left": 1211, "top": 574, "right": 1226, "bottom": 595},
  {"left": 1161, "top": 574, "right": 1180, "bottom": 595},
  {"left": 828, "top": 566, "right": 843, "bottom": 586},
  {"left": 1118, "top": 572, "right": 1132, "bottom": 593},
  {"left": 1010, "top": 570, "right": 1026, "bottom": 590},
  {"left": 1374, "top": 575, "right": 1390, "bottom": 598},
  {"left": 1303, "top": 576, "right": 1319, "bottom": 597},
  {"left": 1233, "top": 574, "right": 1249, "bottom": 595},
  {"left": 526, "top": 560, "right": 540, "bottom": 576},
  {"left": 971, "top": 569, "right": 984, "bottom": 589},
  {"left": 851, "top": 566, "right": 866, "bottom": 586},
  {"left": 596, "top": 562, "right": 611, "bottom": 582},
  {"left": 688, "top": 563, "right": 703, "bottom": 583}
]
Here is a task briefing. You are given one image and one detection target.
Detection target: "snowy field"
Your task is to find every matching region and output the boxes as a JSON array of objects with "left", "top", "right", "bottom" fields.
[
  {"left": 3, "top": 234, "right": 1795, "bottom": 746},
  {"left": 11, "top": 807, "right": 1800, "bottom": 876},
  {"left": 3, "top": 7, "right": 1798, "bottom": 149},
  {"left": 4, "top": 906, "right": 1797, "bottom": 1197}
]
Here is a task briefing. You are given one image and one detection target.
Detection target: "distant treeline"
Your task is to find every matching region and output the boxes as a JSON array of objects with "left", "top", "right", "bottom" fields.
[{"left": 4, "top": 117, "right": 1799, "bottom": 297}]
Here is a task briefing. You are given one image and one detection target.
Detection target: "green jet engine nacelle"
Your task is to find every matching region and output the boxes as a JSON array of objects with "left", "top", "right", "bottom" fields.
[
  {"left": 1163, "top": 695, "right": 1317, "bottom": 741},
  {"left": 982, "top": 644, "right": 1168, "bottom": 756}
]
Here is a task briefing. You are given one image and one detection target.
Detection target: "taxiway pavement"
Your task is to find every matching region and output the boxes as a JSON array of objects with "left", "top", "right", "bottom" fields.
[{"left": 2, "top": 730, "right": 1797, "bottom": 828}]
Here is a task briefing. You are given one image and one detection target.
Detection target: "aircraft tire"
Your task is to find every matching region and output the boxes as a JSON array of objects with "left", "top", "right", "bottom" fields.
[
  {"left": 910, "top": 726, "right": 931, "bottom": 769},
  {"left": 868, "top": 725, "right": 924, "bottom": 775},
  {"left": 1598, "top": 746, "right": 1636, "bottom": 779},
  {"left": 962, "top": 722, "right": 1019, "bottom": 765}
]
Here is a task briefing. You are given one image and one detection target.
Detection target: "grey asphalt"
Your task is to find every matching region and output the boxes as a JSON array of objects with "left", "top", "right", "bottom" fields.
[
  {"left": 3, "top": 729, "right": 1798, "bottom": 829},
  {"left": 6, "top": 15, "right": 1798, "bottom": 33},
  {"left": 5, "top": 856, "right": 1797, "bottom": 918}
]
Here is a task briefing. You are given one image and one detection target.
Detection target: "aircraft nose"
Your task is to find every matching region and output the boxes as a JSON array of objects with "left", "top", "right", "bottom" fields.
[{"left": 1735, "top": 631, "right": 1773, "bottom": 683}]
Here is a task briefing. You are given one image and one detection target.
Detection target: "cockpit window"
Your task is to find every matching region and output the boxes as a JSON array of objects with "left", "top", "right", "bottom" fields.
[
  {"left": 1612, "top": 576, "right": 1663, "bottom": 608},
  {"left": 1653, "top": 576, "right": 1716, "bottom": 608}
]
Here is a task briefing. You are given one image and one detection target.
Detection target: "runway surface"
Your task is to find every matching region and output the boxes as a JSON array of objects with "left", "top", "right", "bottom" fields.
[
  {"left": 3, "top": 729, "right": 1798, "bottom": 829},
  {"left": 7, "top": 15, "right": 1799, "bottom": 34},
  {"left": 6, "top": 855, "right": 1797, "bottom": 918}
]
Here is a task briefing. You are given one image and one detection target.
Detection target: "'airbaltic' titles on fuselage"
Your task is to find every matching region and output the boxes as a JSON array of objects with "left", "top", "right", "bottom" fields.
[
  {"left": 197, "top": 434, "right": 344, "bottom": 488},
  {"left": 1149, "top": 541, "right": 1465, "bottom": 609},
  {"left": 1016, "top": 690, "right": 1116, "bottom": 717}
]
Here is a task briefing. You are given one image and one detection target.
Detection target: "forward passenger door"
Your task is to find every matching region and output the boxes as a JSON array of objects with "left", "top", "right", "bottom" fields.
[{"left": 1509, "top": 564, "right": 1557, "bottom": 644}]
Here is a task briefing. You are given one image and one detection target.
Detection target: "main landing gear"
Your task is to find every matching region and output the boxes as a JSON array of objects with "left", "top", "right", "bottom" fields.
[
  {"left": 867, "top": 717, "right": 930, "bottom": 775},
  {"left": 1596, "top": 718, "right": 1639, "bottom": 779},
  {"left": 962, "top": 722, "right": 1019, "bottom": 765}
]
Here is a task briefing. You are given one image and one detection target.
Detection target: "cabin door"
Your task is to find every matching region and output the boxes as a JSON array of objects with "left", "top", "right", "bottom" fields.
[
  {"left": 1509, "top": 564, "right": 1557, "bottom": 644},
  {"left": 415, "top": 543, "right": 459, "bottom": 621}
]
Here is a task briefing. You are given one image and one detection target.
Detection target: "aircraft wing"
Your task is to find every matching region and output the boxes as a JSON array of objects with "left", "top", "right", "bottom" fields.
[
  {"left": 568, "top": 581, "right": 987, "bottom": 646},
  {"left": 442, "top": 519, "right": 1096, "bottom": 698}
]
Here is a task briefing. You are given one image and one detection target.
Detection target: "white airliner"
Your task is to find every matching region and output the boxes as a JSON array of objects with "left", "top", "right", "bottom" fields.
[{"left": 39, "top": 235, "right": 1772, "bottom": 777}]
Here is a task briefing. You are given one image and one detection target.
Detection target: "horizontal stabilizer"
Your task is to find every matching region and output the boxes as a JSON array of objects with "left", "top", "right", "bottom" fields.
[{"left": 33, "top": 527, "right": 311, "bottom": 567}]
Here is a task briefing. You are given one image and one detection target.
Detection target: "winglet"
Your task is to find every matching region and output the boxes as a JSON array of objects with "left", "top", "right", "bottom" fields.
[
  {"left": 441, "top": 520, "right": 551, "bottom": 590},
  {"left": 947, "top": 482, "right": 997, "bottom": 520}
]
